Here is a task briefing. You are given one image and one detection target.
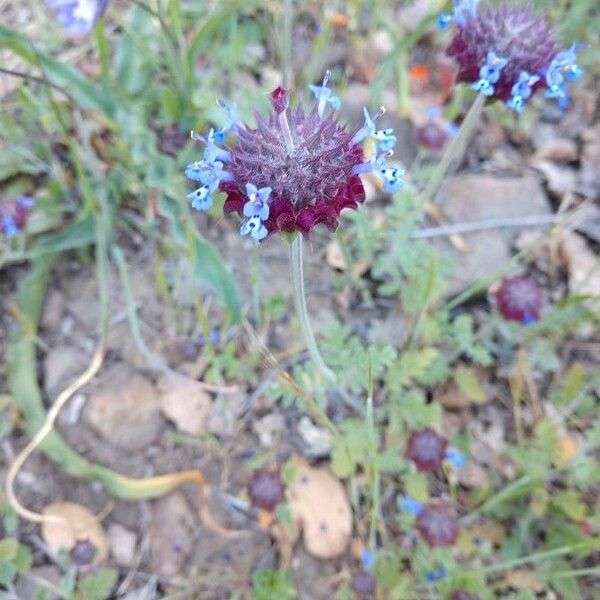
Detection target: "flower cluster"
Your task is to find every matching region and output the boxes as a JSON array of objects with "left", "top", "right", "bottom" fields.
[
  {"left": 45, "top": 0, "right": 110, "bottom": 34},
  {"left": 401, "top": 497, "right": 460, "bottom": 548},
  {"left": 185, "top": 73, "right": 404, "bottom": 241},
  {"left": 406, "top": 428, "right": 466, "bottom": 472},
  {"left": 440, "top": 1, "right": 584, "bottom": 112},
  {"left": 0, "top": 197, "right": 35, "bottom": 239},
  {"left": 494, "top": 275, "right": 543, "bottom": 324}
]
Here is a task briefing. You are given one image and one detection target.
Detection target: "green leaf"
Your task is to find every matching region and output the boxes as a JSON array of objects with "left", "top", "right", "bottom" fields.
[
  {"left": 12, "top": 543, "right": 32, "bottom": 574},
  {"left": 0, "top": 560, "right": 16, "bottom": 587},
  {"left": 31, "top": 216, "right": 95, "bottom": 257},
  {"left": 0, "top": 25, "right": 115, "bottom": 117},
  {"left": 274, "top": 502, "right": 294, "bottom": 527},
  {"left": 551, "top": 490, "right": 588, "bottom": 522},
  {"left": 454, "top": 365, "right": 487, "bottom": 404},
  {"left": 403, "top": 472, "right": 429, "bottom": 502},
  {"left": 76, "top": 568, "right": 118, "bottom": 600},
  {"left": 0, "top": 539, "right": 18, "bottom": 561},
  {"left": 388, "top": 348, "right": 438, "bottom": 387},
  {"left": 160, "top": 195, "right": 241, "bottom": 322},
  {"left": 551, "top": 363, "right": 587, "bottom": 408},
  {"left": 251, "top": 568, "right": 295, "bottom": 600}
]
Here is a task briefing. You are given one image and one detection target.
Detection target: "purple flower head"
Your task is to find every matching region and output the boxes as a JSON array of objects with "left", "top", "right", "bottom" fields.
[
  {"left": 415, "top": 500, "right": 460, "bottom": 548},
  {"left": 352, "top": 571, "right": 376, "bottom": 596},
  {"left": 495, "top": 275, "right": 543, "bottom": 324},
  {"left": 247, "top": 468, "right": 284, "bottom": 511},
  {"left": 407, "top": 428, "right": 448, "bottom": 472},
  {"left": 1, "top": 197, "right": 35, "bottom": 238},
  {"left": 45, "top": 0, "right": 110, "bottom": 34},
  {"left": 442, "top": 1, "right": 584, "bottom": 111},
  {"left": 186, "top": 74, "right": 404, "bottom": 240}
]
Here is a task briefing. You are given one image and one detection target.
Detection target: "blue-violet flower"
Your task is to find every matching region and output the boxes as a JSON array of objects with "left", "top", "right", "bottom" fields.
[
  {"left": 45, "top": 0, "right": 110, "bottom": 34},
  {"left": 0, "top": 197, "right": 35, "bottom": 238}
]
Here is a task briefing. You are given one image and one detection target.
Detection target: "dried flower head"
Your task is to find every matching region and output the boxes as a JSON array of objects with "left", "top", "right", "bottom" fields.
[
  {"left": 407, "top": 428, "right": 448, "bottom": 471},
  {"left": 440, "top": 1, "right": 584, "bottom": 111},
  {"left": 45, "top": 0, "right": 110, "bottom": 34},
  {"left": 0, "top": 197, "right": 35, "bottom": 238},
  {"left": 415, "top": 500, "right": 460, "bottom": 548},
  {"left": 185, "top": 73, "right": 404, "bottom": 240},
  {"left": 247, "top": 468, "right": 284, "bottom": 511},
  {"left": 495, "top": 275, "right": 543, "bottom": 324},
  {"left": 70, "top": 538, "right": 97, "bottom": 566}
]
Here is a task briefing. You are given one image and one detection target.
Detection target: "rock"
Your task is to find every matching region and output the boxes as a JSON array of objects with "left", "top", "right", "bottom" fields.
[
  {"left": 297, "top": 416, "right": 333, "bottom": 457},
  {"left": 531, "top": 138, "right": 578, "bottom": 163},
  {"left": 15, "top": 566, "right": 62, "bottom": 600},
  {"left": 148, "top": 492, "right": 196, "bottom": 577},
  {"left": 108, "top": 523, "right": 137, "bottom": 567},
  {"left": 40, "top": 288, "right": 65, "bottom": 330},
  {"left": 253, "top": 412, "right": 286, "bottom": 448},
  {"left": 579, "top": 136, "right": 600, "bottom": 200},
  {"left": 84, "top": 363, "right": 162, "bottom": 452},
  {"left": 44, "top": 344, "right": 89, "bottom": 398},
  {"left": 367, "top": 314, "right": 407, "bottom": 347},
  {"left": 573, "top": 203, "right": 600, "bottom": 243},
  {"left": 434, "top": 174, "right": 551, "bottom": 295},
  {"left": 158, "top": 374, "right": 212, "bottom": 435}
]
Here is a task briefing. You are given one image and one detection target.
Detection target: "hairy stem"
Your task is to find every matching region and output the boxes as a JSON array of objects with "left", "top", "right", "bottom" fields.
[{"left": 289, "top": 235, "right": 336, "bottom": 383}]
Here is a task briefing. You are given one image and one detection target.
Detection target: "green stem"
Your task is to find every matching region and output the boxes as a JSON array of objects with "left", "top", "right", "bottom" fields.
[
  {"left": 289, "top": 235, "right": 336, "bottom": 383},
  {"left": 477, "top": 537, "right": 600, "bottom": 575},
  {"left": 420, "top": 93, "right": 485, "bottom": 205}
]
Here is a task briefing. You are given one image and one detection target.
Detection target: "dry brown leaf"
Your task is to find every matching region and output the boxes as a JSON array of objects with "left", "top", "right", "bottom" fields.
[
  {"left": 42, "top": 502, "right": 110, "bottom": 564},
  {"left": 502, "top": 568, "right": 545, "bottom": 592},
  {"left": 285, "top": 456, "right": 352, "bottom": 559},
  {"left": 457, "top": 518, "right": 504, "bottom": 554},
  {"left": 561, "top": 232, "right": 600, "bottom": 297},
  {"left": 158, "top": 374, "right": 212, "bottom": 435},
  {"left": 325, "top": 240, "right": 370, "bottom": 279}
]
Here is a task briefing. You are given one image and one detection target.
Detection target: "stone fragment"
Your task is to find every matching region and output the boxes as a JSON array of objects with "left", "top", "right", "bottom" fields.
[
  {"left": 84, "top": 363, "right": 162, "bottom": 451},
  {"left": 434, "top": 174, "right": 551, "bottom": 295},
  {"left": 148, "top": 492, "right": 196, "bottom": 577},
  {"left": 108, "top": 523, "right": 137, "bottom": 567}
]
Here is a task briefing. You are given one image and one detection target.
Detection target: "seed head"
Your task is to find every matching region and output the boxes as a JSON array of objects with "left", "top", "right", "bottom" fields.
[
  {"left": 440, "top": 1, "right": 584, "bottom": 111},
  {"left": 185, "top": 73, "right": 404, "bottom": 240},
  {"left": 415, "top": 500, "right": 460, "bottom": 548},
  {"left": 495, "top": 275, "right": 543, "bottom": 324},
  {"left": 247, "top": 468, "right": 284, "bottom": 511}
]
